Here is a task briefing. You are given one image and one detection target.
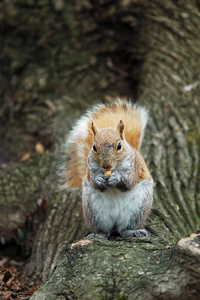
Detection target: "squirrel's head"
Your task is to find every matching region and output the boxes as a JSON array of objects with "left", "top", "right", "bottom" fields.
[{"left": 91, "top": 120, "right": 125, "bottom": 170}]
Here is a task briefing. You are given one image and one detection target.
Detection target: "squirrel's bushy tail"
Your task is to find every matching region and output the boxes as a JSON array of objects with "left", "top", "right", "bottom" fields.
[{"left": 60, "top": 99, "right": 149, "bottom": 189}]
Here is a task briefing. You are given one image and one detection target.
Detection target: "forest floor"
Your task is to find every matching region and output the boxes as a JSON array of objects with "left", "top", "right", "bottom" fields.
[{"left": 0, "top": 255, "right": 37, "bottom": 300}]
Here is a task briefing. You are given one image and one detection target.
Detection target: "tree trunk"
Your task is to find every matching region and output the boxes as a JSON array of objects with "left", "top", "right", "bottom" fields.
[{"left": 0, "top": 0, "right": 200, "bottom": 299}]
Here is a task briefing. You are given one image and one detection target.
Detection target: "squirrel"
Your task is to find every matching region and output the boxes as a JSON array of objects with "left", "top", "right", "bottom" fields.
[{"left": 61, "top": 99, "right": 153, "bottom": 239}]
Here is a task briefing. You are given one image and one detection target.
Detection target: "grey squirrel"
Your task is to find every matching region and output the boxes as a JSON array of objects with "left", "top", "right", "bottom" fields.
[{"left": 61, "top": 99, "right": 153, "bottom": 239}]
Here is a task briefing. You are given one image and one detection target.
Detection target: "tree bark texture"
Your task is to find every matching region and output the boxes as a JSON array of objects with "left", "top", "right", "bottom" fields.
[{"left": 0, "top": 0, "right": 200, "bottom": 299}]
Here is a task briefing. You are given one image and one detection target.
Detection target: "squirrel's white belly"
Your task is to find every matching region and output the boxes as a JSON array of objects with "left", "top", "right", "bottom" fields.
[
  {"left": 92, "top": 189, "right": 136, "bottom": 232},
  {"left": 83, "top": 179, "right": 152, "bottom": 233}
]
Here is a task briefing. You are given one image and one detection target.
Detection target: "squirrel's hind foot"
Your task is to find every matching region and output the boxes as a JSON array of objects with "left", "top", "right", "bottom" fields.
[
  {"left": 86, "top": 233, "right": 109, "bottom": 240},
  {"left": 119, "top": 229, "right": 149, "bottom": 238}
]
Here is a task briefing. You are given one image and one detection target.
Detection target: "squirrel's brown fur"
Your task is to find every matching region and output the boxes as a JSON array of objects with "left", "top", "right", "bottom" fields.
[{"left": 62, "top": 99, "right": 148, "bottom": 189}]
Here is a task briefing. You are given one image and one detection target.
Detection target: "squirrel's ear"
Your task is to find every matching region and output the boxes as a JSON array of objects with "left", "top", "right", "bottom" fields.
[
  {"left": 117, "top": 120, "right": 124, "bottom": 140},
  {"left": 91, "top": 121, "right": 99, "bottom": 136}
]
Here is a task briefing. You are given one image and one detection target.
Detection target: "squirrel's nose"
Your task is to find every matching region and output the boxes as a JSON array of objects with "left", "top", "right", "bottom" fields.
[{"left": 101, "top": 161, "right": 112, "bottom": 170}]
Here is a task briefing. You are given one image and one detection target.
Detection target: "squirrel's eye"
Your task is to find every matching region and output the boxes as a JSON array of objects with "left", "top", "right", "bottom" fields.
[
  {"left": 117, "top": 142, "right": 121, "bottom": 151},
  {"left": 93, "top": 144, "right": 97, "bottom": 152}
]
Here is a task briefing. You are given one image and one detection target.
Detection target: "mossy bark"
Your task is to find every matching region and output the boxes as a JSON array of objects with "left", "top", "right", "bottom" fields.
[
  {"left": 0, "top": 0, "right": 200, "bottom": 299},
  {"left": 30, "top": 234, "right": 200, "bottom": 300}
]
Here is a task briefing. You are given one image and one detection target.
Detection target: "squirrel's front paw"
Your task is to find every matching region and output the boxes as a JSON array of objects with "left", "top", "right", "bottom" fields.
[
  {"left": 107, "top": 171, "right": 121, "bottom": 187},
  {"left": 95, "top": 174, "right": 108, "bottom": 189}
]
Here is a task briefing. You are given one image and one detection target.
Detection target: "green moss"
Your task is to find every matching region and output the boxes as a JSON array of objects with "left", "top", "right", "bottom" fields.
[
  {"left": 186, "top": 124, "right": 200, "bottom": 148},
  {"left": 117, "top": 294, "right": 128, "bottom": 300}
]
